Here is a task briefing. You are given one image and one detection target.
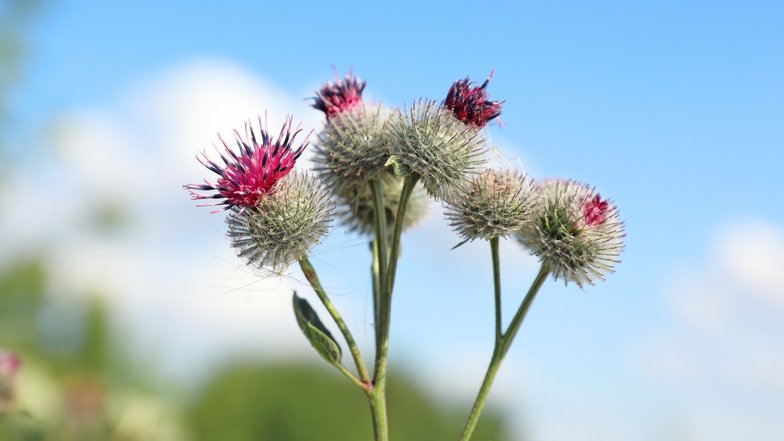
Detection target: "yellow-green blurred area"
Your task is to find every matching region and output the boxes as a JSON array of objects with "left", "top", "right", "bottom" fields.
[{"left": 0, "top": 258, "right": 508, "bottom": 440}]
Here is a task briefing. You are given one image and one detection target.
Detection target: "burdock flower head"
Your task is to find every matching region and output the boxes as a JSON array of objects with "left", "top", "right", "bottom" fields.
[
  {"left": 312, "top": 72, "right": 366, "bottom": 120},
  {"left": 444, "top": 72, "right": 503, "bottom": 128},
  {"left": 313, "top": 103, "right": 391, "bottom": 198},
  {"left": 388, "top": 75, "right": 501, "bottom": 200},
  {"left": 227, "top": 172, "right": 334, "bottom": 272},
  {"left": 184, "top": 116, "right": 308, "bottom": 212},
  {"left": 446, "top": 168, "right": 535, "bottom": 242},
  {"left": 389, "top": 100, "right": 488, "bottom": 200},
  {"left": 517, "top": 180, "right": 625, "bottom": 287}
]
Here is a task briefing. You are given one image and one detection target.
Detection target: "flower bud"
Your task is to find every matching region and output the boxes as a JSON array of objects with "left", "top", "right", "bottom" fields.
[
  {"left": 227, "top": 172, "right": 334, "bottom": 272},
  {"left": 446, "top": 168, "right": 535, "bottom": 241},
  {"left": 517, "top": 180, "right": 625, "bottom": 287},
  {"left": 313, "top": 104, "right": 391, "bottom": 198}
]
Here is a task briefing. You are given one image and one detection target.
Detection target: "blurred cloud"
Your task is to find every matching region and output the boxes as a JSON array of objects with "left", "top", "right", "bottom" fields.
[
  {"left": 639, "top": 218, "right": 784, "bottom": 440},
  {"left": 0, "top": 59, "right": 338, "bottom": 383}
]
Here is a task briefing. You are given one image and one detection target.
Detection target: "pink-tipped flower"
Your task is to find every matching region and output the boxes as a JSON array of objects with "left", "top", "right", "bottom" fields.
[
  {"left": 0, "top": 351, "right": 20, "bottom": 380},
  {"left": 444, "top": 72, "right": 503, "bottom": 128},
  {"left": 517, "top": 180, "right": 625, "bottom": 287},
  {"left": 0, "top": 350, "right": 20, "bottom": 413},
  {"left": 185, "top": 117, "right": 309, "bottom": 212},
  {"left": 312, "top": 72, "right": 366, "bottom": 119}
]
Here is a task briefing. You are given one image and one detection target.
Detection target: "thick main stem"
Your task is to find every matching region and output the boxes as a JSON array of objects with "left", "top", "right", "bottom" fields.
[
  {"left": 299, "top": 258, "right": 371, "bottom": 385},
  {"left": 369, "top": 179, "right": 394, "bottom": 441},
  {"left": 458, "top": 263, "right": 550, "bottom": 441},
  {"left": 368, "top": 385, "right": 389, "bottom": 441}
]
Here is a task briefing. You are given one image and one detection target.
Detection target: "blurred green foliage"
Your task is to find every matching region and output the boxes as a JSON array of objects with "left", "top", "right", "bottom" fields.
[
  {"left": 0, "top": 258, "right": 512, "bottom": 440},
  {"left": 189, "top": 363, "right": 507, "bottom": 441}
]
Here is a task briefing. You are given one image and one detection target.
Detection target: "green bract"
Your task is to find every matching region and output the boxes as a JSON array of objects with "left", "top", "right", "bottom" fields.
[
  {"left": 388, "top": 100, "right": 487, "bottom": 200},
  {"left": 226, "top": 172, "right": 334, "bottom": 272},
  {"left": 446, "top": 168, "right": 535, "bottom": 242}
]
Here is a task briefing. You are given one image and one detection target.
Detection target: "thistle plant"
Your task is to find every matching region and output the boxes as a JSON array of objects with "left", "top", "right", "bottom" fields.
[{"left": 184, "top": 70, "right": 625, "bottom": 441}]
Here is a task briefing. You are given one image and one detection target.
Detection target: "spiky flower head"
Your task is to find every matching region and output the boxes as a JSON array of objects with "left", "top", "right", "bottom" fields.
[
  {"left": 226, "top": 172, "right": 333, "bottom": 272},
  {"left": 444, "top": 73, "right": 503, "bottom": 128},
  {"left": 184, "top": 117, "right": 308, "bottom": 212},
  {"left": 314, "top": 104, "right": 391, "bottom": 198},
  {"left": 336, "top": 170, "right": 429, "bottom": 235},
  {"left": 312, "top": 72, "right": 366, "bottom": 119},
  {"left": 388, "top": 100, "right": 488, "bottom": 200},
  {"left": 517, "top": 180, "right": 624, "bottom": 287},
  {"left": 446, "top": 168, "right": 535, "bottom": 242}
]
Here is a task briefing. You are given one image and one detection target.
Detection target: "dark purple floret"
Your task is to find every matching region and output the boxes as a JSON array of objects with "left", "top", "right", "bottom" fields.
[
  {"left": 444, "top": 72, "right": 503, "bottom": 128},
  {"left": 184, "top": 116, "right": 308, "bottom": 212},
  {"left": 312, "top": 72, "right": 366, "bottom": 119}
]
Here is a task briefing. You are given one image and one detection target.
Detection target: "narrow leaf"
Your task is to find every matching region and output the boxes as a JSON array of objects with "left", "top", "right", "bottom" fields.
[{"left": 292, "top": 292, "right": 342, "bottom": 365}]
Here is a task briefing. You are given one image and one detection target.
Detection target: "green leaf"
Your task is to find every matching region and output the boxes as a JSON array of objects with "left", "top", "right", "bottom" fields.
[
  {"left": 385, "top": 155, "right": 411, "bottom": 177},
  {"left": 292, "top": 292, "right": 342, "bottom": 365}
]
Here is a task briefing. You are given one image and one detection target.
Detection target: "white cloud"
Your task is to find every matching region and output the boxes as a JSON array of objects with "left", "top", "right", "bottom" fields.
[
  {"left": 0, "top": 59, "right": 345, "bottom": 383},
  {"left": 639, "top": 218, "right": 784, "bottom": 441}
]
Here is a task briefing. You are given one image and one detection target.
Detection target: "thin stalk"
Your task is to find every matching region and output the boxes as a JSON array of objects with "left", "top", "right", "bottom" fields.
[
  {"left": 490, "top": 237, "right": 502, "bottom": 341},
  {"left": 299, "top": 257, "right": 371, "bottom": 385},
  {"left": 500, "top": 264, "right": 549, "bottom": 356},
  {"left": 370, "top": 180, "right": 389, "bottom": 355},
  {"left": 374, "top": 173, "right": 419, "bottom": 385},
  {"left": 458, "top": 263, "right": 550, "bottom": 441},
  {"left": 371, "top": 239, "right": 381, "bottom": 331},
  {"left": 384, "top": 173, "right": 420, "bottom": 298}
]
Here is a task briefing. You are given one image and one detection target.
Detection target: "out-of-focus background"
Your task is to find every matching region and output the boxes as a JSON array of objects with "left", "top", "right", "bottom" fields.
[{"left": 1, "top": 0, "right": 783, "bottom": 440}]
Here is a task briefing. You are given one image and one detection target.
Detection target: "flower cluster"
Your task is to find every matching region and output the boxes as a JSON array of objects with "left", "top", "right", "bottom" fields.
[{"left": 184, "top": 71, "right": 625, "bottom": 285}]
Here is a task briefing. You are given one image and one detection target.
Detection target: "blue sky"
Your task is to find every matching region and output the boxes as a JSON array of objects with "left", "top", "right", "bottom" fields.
[{"left": 5, "top": 1, "right": 784, "bottom": 440}]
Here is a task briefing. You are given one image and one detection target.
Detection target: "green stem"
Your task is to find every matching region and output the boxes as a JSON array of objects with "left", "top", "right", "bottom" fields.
[
  {"left": 384, "top": 173, "right": 420, "bottom": 299},
  {"left": 370, "top": 180, "right": 389, "bottom": 356},
  {"left": 299, "top": 258, "right": 371, "bottom": 385},
  {"left": 374, "top": 173, "right": 419, "bottom": 385},
  {"left": 368, "top": 385, "right": 389, "bottom": 441},
  {"left": 371, "top": 239, "right": 381, "bottom": 332},
  {"left": 458, "top": 263, "right": 550, "bottom": 441},
  {"left": 490, "top": 237, "right": 502, "bottom": 341},
  {"left": 500, "top": 264, "right": 550, "bottom": 356}
]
